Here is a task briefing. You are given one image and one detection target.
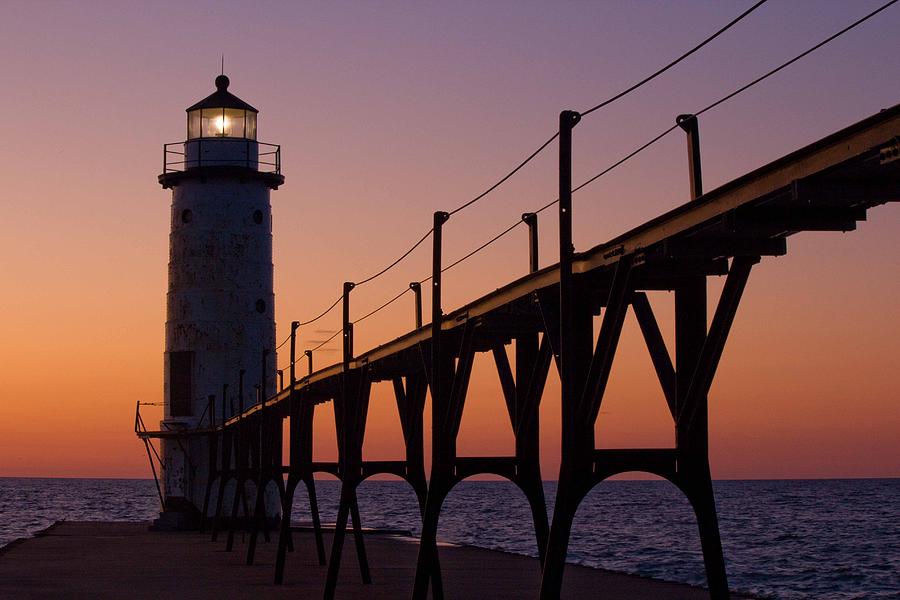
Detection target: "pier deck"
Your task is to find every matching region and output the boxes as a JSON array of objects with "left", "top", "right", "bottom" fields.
[{"left": 0, "top": 522, "right": 750, "bottom": 599}]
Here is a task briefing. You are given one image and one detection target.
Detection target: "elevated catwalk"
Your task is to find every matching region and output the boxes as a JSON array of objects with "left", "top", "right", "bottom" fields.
[{"left": 137, "top": 103, "right": 900, "bottom": 599}]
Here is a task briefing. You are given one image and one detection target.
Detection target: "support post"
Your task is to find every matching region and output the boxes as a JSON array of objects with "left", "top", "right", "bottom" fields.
[
  {"left": 260, "top": 349, "right": 269, "bottom": 405},
  {"left": 556, "top": 109, "right": 580, "bottom": 461},
  {"left": 430, "top": 211, "right": 450, "bottom": 435},
  {"left": 238, "top": 369, "right": 245, "bottom": 415},
  {"left": 277, "top": 370, "right": 284, "bottom": 391},
  {"left": 674, "top": 112, "right": 732, "bottom": 600},
  {"left": 412, "top": 210, "right": 449, "bottom": 600},
  {"left": 410, "top": 281, "right": 423, "bottom": 328},
  {"left": 631, "top": 294, "right": 676, "bottom": 418},
  {"left": 221, "top": 384, "right": 228, "bottom": 421},
  {"left": 677, "top": 114, "right": 703, "bottom": 200},
  {"left": 522, "top": 212, "right": 539, "bottom": 273},
  {"left": 290, "top": 320, "right": 299, "bottom": 385},
  {"left": 324, "top": 369, "right": 373, "bottom": 598},
  {"left": 343, "top": 282, "right": 355, "bottom": 368},
  {"left": 210, "top": 421, "right": 230, "bottom": 541},
  {"left": 304, "top": 350, "right": 313, "bottom": 376},
  {"left": 540, "top": 109, "right": 580, "bottom": 600},
  {"left": 200, "top": 394, "right": 217, "bottom": 529}
]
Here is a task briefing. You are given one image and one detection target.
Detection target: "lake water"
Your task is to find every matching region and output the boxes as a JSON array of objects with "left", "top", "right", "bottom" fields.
[{"left": 1, "top": 478, "right": 897, "bottom": 599}]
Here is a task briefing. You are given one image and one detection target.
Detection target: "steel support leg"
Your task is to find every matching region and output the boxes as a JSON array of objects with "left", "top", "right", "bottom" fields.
[
  {"left": 680, "top": 467, "right": 729, "bottom": 600},
  {"left": 275, "top": 474, "right": 292, "bottom": 551},
  {"left": 200, "top": 463, "right": 217, "bottom": 532},
  {"left": 246, "top": 475, "right": 267, "bottom": 565},
  {"left": 225, "top": 473, "right": 245, "bottom": 552},
  {"left": 305, "top": 476, "right": 327, "bottom": 565},
  {"left": 323, "top": 481, "right": 371, "bottom": 599},
  {"left": 412, "top": 479, "right": 448, "bottom": 600},
  {"left": 210, "top": 438, "right": 232, "bottom": 542},
  {"left": 210, "top": 475, "right": 228, "bottom": 541},
  {"left": 541, "top": 109, "right": 583, "bottom": 599},
  {"left": 539, "top": 473, "right": 580, "bottom": 599},
  {"left": 274, "top": 476, "right": 299, "bottom": 584},
  {"left": 524, "top": 477, "right": 550, "bottom": 566},
  {"left": 349, "top": 493, "right": 371, "bottom": 582}
]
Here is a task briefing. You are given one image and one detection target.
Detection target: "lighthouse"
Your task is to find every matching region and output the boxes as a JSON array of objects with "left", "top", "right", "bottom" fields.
[{"left": 157, "top": 75, "right": 283, "bottom": 520}]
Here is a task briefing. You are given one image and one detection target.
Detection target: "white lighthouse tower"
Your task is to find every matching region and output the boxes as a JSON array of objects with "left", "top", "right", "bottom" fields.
[{"left": 158, "top": 74, "right": 283, "bottom": 519}]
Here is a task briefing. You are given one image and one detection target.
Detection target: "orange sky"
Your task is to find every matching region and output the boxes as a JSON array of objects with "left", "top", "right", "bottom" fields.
[{"left": 0, "top": 1, "right": 897, "bottom": 479}]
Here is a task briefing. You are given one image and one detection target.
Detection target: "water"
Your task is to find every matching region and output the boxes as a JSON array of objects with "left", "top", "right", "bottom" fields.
[{"left": 1, "top": 478, "right": 897, "bottom": 599}]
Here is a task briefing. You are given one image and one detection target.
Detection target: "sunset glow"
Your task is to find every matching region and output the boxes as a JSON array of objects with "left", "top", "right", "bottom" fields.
[{"left": 0, "top": 0, "right": 897, "bottom": 481}]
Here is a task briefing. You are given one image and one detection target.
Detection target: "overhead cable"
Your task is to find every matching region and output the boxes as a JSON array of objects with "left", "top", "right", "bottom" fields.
[
  {"left": 562, "top": 0, "right": 900, "bottom": 207},
  {"left": 580, "top": 0, "right": 770, "bottom": 118},
  {"left": 296, "top": 294, "right": 342, "bottom": 327},
  {"left": 310, "top": 330, "right": 341, "bottom": 352},
  {"left": 354, "top": 228, "right": 433, "bottom": 286},
  {"left": 448, "top": 132, "right": 560, "bottom": 216},
  {"left": 285, "top": 0, "right": 899, "bottom": 357},
  {"left": 444, "top": 0, "right": 770, "bottom": 217},
  {"left": 353, "top": 288, "right": 411, "bottom": 324}
]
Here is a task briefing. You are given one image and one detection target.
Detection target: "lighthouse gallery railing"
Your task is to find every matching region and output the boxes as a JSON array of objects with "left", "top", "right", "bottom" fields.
[{"left": 162, "top": 138, "right": 281, "bottom": 175}]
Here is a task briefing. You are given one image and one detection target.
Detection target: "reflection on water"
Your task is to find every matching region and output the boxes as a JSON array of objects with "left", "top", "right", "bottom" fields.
[{"left": 1, "top": 478, "right": 898, "bottom": 599}]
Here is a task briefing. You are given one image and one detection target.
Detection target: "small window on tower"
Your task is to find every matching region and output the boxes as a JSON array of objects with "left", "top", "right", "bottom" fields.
[
  {"left": 253, "top": 210, "right": 263, "bottom": 224},
  {"left": 255, "top": 299, "right": 266, "bottom": 313},
  {"left": 181, "top": 209, "right": 193, "bottom": 224},
  {"left": 169, "top": 351, "right": 193, "bottom": 417}
]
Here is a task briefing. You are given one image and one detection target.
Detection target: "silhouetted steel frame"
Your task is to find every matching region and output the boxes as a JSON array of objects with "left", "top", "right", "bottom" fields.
[
  {"left": 320, "top": 276, "right": 443, "bottom": 599},
  {"left": 409, "top": 208, "right": 554, "bottom": 599},
  {"left": 138, "top": 103, "right": 900, "bottom": 599},
  {"left": 538, "top": 112, "right": 755, "bottom": 599}
]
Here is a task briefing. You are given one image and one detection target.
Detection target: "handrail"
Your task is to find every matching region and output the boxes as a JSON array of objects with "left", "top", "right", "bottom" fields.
[{"left": 162, "top": 138, "right": 281, "bottom": 175}]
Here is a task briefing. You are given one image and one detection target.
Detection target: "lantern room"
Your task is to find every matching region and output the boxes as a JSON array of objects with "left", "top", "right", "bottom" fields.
[
  {"left": 186, "top": 75, "right": 258, "bottom": 139},
  {"left": 159, "top": 74, "right": 283, "bottom": 190}
]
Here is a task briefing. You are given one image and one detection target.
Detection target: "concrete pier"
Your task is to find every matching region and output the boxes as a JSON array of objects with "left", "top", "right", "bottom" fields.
[{"left": 0, "top": 522, "right": 753, "bottom": 599}]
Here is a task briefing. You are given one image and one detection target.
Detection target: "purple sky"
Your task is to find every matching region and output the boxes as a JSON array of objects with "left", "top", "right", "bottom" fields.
[{"left": 1, "top": 1, "right": 898, "bottom": 477}]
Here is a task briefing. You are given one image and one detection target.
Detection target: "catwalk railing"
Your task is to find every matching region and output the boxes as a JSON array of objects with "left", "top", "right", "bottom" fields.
[{"left": 136, "top": 102, "right": 900, "bottom": 599}]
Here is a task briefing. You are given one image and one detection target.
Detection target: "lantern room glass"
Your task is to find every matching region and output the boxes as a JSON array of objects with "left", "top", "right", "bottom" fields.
[{"left": 187, "top": 108, "right": 257, "bottom": 140}]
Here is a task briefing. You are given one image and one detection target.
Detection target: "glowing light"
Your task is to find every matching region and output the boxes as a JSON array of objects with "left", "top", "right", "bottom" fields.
[{"left": 213, "top": 115, "right": 229, "bottom": 136}]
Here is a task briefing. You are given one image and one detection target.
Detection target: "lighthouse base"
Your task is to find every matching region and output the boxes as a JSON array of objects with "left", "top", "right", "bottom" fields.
[{"left": 151, "top": 497, "right": 202, "bottom": 531}]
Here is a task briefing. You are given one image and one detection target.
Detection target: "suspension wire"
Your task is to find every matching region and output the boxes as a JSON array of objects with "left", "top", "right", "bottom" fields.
[
  {"left": 580, "top": 0, "right": 770, "bottom": 118},
  {"left": 284, "top": 0, "right": 898, "bottom": 358},
  {"left": 353, "top": 288, "right": 411, "bottom": 324},
  {"left": 274, "top": 295, "right": 341, "bottom": 365},
  {"left": 558, "top": 0, "right": 900, "bottom": 207},
  {"left": 442, "top": 220, "right": 524, "bottom": 274},
  {"left": 572, "top": 124, "right": 680, "bottom": 195},
  {"left": 276, "top": 1, "right": 773, "bottom": 313},
  {"left": 354, "top": 227, "right": 434, "bottom": 286},
  {"left": 692, "top": 0, "right": 898, "bottom": 119},
  {"left": 448, "top": 132, "right": 560, "bottom": 216},
  {"left": 352, "top": 218, "right": 525, "bottom": 326},
  {"left": 346, "top": 128, "right": 552, "bottom": 289},
  {"left": 535, "top": 197, "right": 558, "bottom": 215},
  {"left": 274, "top": 331, "right": 292, "bottom": 351},
  {"left": 285, "top": 226, "right": 429, "bottom": 334},
  {"left": 310, "top": 329, "right": 341, "bottom": 352},
  {"left": 277, "top": 352, "right": 295, "bottom": 371},
  {"left": 399, "top": 0, "right": 899, "bottom": 290},
  {"left": 296, "top": 294, "right": 342, "bottom": 327},
  {"left": 346, "top": 214, "right": 526, "bottom": 329},
  {"left": 346, "top": 130, "right": 555, "bottom": 294},
  {"left": 441, "top": 0, "right": 769, "bottom": 218}
]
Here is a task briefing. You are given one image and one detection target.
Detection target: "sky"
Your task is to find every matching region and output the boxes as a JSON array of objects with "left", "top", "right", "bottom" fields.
[{"left": 0, "top": 1, "right": 897, "bottom": 480}]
